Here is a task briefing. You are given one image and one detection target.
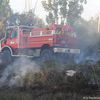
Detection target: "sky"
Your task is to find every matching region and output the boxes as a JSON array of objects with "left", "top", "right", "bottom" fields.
[
  {"left": 82, "top": 0, "right": 100, "bottom": 20},
  {"left": 9, "top": 0, "right": 46, "bottom": 19},
  {"left": 9, "top": 0, "right": 100, "bottom": 20}
]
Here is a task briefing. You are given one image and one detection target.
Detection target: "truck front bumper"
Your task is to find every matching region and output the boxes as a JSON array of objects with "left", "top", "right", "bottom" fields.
[{"left": 53, "top": 47, "right": 80, "bottom": 54}]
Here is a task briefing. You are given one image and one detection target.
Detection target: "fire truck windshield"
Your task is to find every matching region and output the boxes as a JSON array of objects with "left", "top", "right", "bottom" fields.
[
  {"left": 6, "top": 29, "right": 12, "bottom": 38},
  {"left": 11, "top": 30, "right": 17, "bottom": 38}
]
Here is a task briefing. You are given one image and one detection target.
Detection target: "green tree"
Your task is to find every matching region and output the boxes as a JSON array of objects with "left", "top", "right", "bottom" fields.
[
  {"left": 0, "top": 0, "right": 12, "bottom": 37},
  {"left": 67, "top": 0, "right": 86, "bottom": 25},
  {"left": 8, "top": 11, "right": 45, "bottom": 27},
  {"left": 42, "top": 0, "right": 86, "bottom": 25},
  {"left": 42, "top": 0, "right": 58, "bottom": 24}
]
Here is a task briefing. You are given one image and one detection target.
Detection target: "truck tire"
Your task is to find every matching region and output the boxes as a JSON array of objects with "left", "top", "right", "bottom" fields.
[
  {"left": 40, "top": 49, "right": 54, "bottom": 61},
  {"left": 2, "top": 50, "right": 12, "bottom": 65}
]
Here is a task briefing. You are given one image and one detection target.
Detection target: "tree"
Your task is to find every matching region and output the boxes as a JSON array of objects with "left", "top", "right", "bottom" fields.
[
  {"left": 8, "top": 11, "right": 45, "bottom": 27},
  {"left": 0, "top": 0, "right": 12, "bottom": 37},
  {"left": 42, "top": 0, "right": 59, "bottom": 24},
  {"left": 42, "top": 0, "right": 86, "bottom": 25}
]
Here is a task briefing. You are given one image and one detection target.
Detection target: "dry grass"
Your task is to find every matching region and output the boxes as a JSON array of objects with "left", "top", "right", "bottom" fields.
[{"left": 0, "top": 60, "right": 100, "bottom": 100}]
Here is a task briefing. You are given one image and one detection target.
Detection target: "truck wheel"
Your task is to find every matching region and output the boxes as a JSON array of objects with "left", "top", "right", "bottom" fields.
[
  {"left": 40, "top": 49, "right": 54, "bottom": 61},
  {"left": 2, "top": 50, "right": 12, "bottom": 65}
]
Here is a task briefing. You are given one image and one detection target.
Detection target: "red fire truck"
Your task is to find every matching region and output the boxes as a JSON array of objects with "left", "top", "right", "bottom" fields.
[{"left": 0, "top": 23, "right": 80, "bottom": 63}]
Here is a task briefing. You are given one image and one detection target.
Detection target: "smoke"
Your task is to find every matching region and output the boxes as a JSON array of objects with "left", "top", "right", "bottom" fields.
[
  {"left": 0, "top": 57, "right": 40, "bottom": 88},
  {"left": 74, "top": 21, "right": 100, "bottom": 64}
]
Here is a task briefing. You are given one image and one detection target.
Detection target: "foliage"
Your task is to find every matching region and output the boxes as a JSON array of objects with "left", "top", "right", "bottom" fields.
[
  {"left": 42, "top": 0, "right": 87, "bottom": 25},
  {"left": 8, "top": 11, "right": 45, "bottom": 27},
  {"left": 0, "top": 0, "right": 12, "bottom": 37}
]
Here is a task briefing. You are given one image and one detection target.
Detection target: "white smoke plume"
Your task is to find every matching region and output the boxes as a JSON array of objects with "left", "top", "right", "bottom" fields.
[{"left": 0, "top": 57, "right": 40, "bottom": 88}]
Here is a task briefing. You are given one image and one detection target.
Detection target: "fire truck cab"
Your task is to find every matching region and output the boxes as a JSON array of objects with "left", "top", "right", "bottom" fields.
[{"left": 0, "top": 24, "right": 80, "bottom": 63}]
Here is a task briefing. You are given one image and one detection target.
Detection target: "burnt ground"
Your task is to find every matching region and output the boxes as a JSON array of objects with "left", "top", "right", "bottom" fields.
[
  {"left": 0, "top": 57, "right": 100, "bottom": 100},
  {"left": 0, "top": 85, "right": 99, "bottom": 100}
]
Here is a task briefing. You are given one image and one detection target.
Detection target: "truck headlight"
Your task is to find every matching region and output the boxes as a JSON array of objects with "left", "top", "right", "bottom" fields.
[{"left": 10, "top": 41, "right": 15, "bottom": 44}]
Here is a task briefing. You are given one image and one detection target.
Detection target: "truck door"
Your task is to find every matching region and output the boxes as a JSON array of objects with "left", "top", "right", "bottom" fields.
[{"left": 5, "top": 29, "right": 18, "bottom": 48}]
